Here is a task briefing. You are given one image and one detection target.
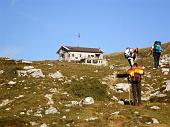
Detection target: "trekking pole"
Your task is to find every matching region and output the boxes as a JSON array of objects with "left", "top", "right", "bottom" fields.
[{"left": 128, "top": 85, "right": 131, "bottom": 105}]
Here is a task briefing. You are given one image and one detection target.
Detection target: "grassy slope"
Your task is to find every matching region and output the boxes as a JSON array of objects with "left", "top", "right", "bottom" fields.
[{"left": 0, "top": 42, "right": 170, "bottom": 127}]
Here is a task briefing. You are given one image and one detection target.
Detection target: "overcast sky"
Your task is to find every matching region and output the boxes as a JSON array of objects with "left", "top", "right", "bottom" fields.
[{"left": 0, "top": 0, "right": 170, "bottom": 60}]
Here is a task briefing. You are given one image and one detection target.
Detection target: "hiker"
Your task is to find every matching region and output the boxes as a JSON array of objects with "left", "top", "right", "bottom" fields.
[
  {"left": 127, "top": 63, "right": 144, "bottom": 106},
  {"left": 124, "top": 47, "right": 138, "bottom": 68},
  {"left": 150, "top": 41, "right": 163, "bottom": 69}
]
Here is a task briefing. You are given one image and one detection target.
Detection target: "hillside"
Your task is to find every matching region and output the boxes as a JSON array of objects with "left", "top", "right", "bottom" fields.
[{"left": 0, "top": 42, "right": 170, "bottom": 127}]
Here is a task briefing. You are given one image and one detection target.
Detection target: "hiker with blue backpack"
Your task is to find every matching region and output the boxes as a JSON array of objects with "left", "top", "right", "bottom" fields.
[{"left": 150, "top": 41, "right": 163, "bottom": 69}]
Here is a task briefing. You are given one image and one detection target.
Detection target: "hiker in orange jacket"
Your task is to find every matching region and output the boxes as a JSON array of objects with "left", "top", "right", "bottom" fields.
[{"left": 127, "top": 63, "right": 144, "bottom": 106}]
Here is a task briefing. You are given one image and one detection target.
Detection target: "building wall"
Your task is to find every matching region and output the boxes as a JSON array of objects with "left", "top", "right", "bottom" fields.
[
  {"left": 58, "top": 49, "right": 107, "bottom": 66},
  {"left": 67, "top": 52, "right": 103, "bottom": 61}
]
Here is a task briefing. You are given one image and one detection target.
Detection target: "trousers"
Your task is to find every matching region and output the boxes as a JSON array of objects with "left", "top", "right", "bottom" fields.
[
  {"left": 153, "top": 52, "right": 161, "bottom": 68},
  {"left": 128, "top": 58, "right": 134, "bottom": 68},
  {"left": 131, "top": 81, "right": 141, "bottom": 106}
]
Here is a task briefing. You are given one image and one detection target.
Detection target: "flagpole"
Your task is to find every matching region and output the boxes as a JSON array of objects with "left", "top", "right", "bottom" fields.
[{"left": 77, "top": 33, "right": 80, "bottom": 47}]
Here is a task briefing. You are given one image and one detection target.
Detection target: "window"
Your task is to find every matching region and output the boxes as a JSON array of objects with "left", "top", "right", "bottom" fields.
[
  {"left": 80, "top": 54, "right": 81, "bottom": 57},
  {"left": 91, "top": 55, "right": 94, "bottom": 57},
  {"left": 72, "top": 54, "right": 74, "bottom": 57},
  {"left": 95, "top": 54, "right": 100, "bottom": 58},
  {"left": 93, "top": 60, "right": 98, "bottom": 64},
  {"left": 87, "top": 60, "right": 91, "bottom": 63}
]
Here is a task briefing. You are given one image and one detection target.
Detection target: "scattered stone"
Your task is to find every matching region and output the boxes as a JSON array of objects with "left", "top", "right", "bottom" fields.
[
  {"left": 0, "top": 99, "right": 13, "bottom": 107},
  {"left": 45, "top": 94, "right": 54, "bottom": 105},
  {"left": 134, "top": 111, "right": 139, "bottom": 115},
  {"left": 156, "top": 94, "right": 167, "bottom": 97},
  {"left": 47, "top": 64, "right": 53, "bottom": 66},
  {"left": 164, "top": 80, "right": 170, "bottom": 91},
  {"left": 40, "top": 123, "right": 48, "bottom": 127},
  {"left": 112, "top": 83, "right": 130, "bottom": 92},
  {"left": 85, "top": 117, "right": 98, "bottom": 122},
  {"left": 48, "top": 71, "right": 63, "bottom": 79},
  {"left": 65, "top": 101, "right": 79, "bottom": 107},
  {"left": 5, "top": 107, "right": 11, "bottom": 111},
  {"left": 152, "top": 118, "right": 159, "bottom": 124},
  {"left": 80, "top": 76, "right": 84, "bottom": 80},
  {"left": 49, "top": 88, "right": 59, "bottom": 93},
  {"left": 17, "top": 66, "right": 45, "bottom": 78},
  {"left": 21, "top": 60, "right": 32, "bottom": 64},
  {"left": 94, "top": 70, "right": 98, "bottom": 73},
  {"left": 23, "top": 66, "right": 34, "bottom": 70},
  {"left": 141, "top": 96, "right": 150, "bottom": 101},
  {"left": 15, "top": 95, "right": 24, "bottom": 99},
  {"left": 111, "top": 111, "right": 120, "bottom": 115},
  {"left": 17, "top": 70, "right": 28, "bottom": 77},
  {"left": 118, "top": 100, "right": 124, "bottom": 105},
  {"left": 8, "top": 81, "right": 16, "bottom": 85},
  {"left": 162, "top": 68, "right": 170, "bottom": 75},
  {"left": 109, "top": 65, "right": 114, "bottom": 69},
  {"left": 62, "top": 116, "right": 66, "bottom": 119},
  {"left": 30, "top": 122, "right": 38, "bottom": 126},
  {"left": 80, "top": 97, "right": 94, "bottom": 105},
  {"left": 160, "top": 54, "right": 170, "bottom": 66},
  {"left": 150, "top": 106, "right": 160, "bottom": 110},
  {"left": 45, "top": 105, "right": 60, "bottom": 115},
  {"left": 34, "top": 110, "right": 42, "bottom": 117},
  {"left": 0, "top": 70, "right": 4, "bottom": 74},
  {"left": 20, "top": 112, "right": 25, "bottom": 115},
  {"left": 26, "top": 109, "right": 33, "bottom": 115},
  {"left": 111, "top": 96, "right": 118, "bottom": 101},
  {"left": 65, "top": 109, "right": 70, "bottom": 112},
  {"left": 28, "top": 69, "right": 45, "bottom": 78}
]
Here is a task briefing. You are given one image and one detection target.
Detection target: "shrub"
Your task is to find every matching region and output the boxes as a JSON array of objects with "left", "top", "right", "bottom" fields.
[{"left": 67, "top": 78, "right": 109, "bottom": 101}]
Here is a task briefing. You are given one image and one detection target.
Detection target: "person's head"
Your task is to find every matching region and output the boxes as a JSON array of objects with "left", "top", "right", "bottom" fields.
[
  {"left": 133, "top": 63, "right": 138, "bottom": 67},
  {"left": 154, "top": 41, "right": 161, "bottom": 45}
]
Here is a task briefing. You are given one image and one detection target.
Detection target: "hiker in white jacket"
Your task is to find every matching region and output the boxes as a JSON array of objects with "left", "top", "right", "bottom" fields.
[{"left": 124, "top": 47, "right": 138, "bottom": 68}]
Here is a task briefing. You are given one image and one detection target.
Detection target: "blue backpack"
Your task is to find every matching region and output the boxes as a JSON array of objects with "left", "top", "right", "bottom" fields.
[{"left": 154, "top": 44, "right": 162, "bottom": 53}]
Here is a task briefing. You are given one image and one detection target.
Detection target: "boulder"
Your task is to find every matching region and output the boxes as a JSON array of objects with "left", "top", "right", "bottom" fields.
[
  {"left": 0, "top": 70, "right": 4, "bottom": 75},
  {"left": 8, "top": 81, "right": 16, "bottom": 85},
  {"left": 150, "top": 106, "right": 160, "bottom": 110},
  {"left": 40, "top": 123, "right": 48, "bottom": 127},
  {"left": 23, "top": 66, "right": 34, "bottom": 70},
  {"left": 162, "top": 68, "right": 169, "bottom": 75},
  {"left": 48, "top": 71, "right": 63, "bottom": 79},
  {"left": 45, "top": 106, "right": 60, "bottom": 115},
  {"left": 17, "top": 66, "right": 45, "bottom": 78},
  {"left": 27, "top": 69, "right": 45, "bottom": 78},
  {"left": 113, "top": 83, "right": 130, "bottom": 92},
  {"left": 164, "top": 80, "right": 170, "bottom": 91},
  {"left": 17, "top": 70, "right": 28, "bottom": 77},
  {"left": 152, "top": 118, "right": 159, "bottom": 124},
  {"left": 81, "top": 97, "right": 94, "bottom": 105},
  {"left": 21, "top": 60, "right": 32, "bottom": 64}
]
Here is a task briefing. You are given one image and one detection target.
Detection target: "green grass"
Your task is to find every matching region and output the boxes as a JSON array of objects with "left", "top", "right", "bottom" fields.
[{"left": 0, "top": 42, "right": 170, "bottom": 127}]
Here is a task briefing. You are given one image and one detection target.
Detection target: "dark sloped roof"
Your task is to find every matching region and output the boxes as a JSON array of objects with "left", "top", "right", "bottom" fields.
[{"left": 57, "top": 46, "right": 103, "bottom": 53}]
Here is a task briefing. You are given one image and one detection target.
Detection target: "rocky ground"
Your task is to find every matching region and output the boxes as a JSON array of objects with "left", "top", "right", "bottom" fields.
[{"left": 0, "top": 42, "right": 170, "bottom": 127}]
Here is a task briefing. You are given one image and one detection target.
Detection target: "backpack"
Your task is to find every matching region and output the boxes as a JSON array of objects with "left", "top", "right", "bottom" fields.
[
  {"left": 127, "top": 66, "right": 143, "bottom": 83},
  {"left": 154, "top": 41, "right": 162, "bottom": 53},
  {"left": 124, "top": 48, "right": 134, "bottom": 58},
  {"left": 128, "top": 73, "right": 141, "bottom": 83}
]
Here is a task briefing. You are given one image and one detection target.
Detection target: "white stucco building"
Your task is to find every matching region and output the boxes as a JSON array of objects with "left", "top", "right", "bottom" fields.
[{"left": 57, "top": 46, "right": 108, "bottom": 66}]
